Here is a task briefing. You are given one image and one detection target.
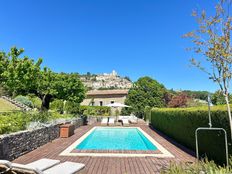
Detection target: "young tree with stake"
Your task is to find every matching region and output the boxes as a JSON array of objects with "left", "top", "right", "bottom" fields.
[{"left": 184, "top": 0, "right": 232, "bottom": 141}]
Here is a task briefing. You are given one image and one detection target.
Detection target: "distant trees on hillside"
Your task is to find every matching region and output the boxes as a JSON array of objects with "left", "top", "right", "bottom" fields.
[{"left": 181, "top": 90, "right": 209, "bottom": 101}]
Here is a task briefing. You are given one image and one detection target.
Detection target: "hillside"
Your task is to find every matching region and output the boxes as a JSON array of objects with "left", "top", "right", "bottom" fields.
[
  {"left": 0, "top": 98, "right": 20, "bottom": 112},
  {"left": 80, "top": 70, "right": 132, "bottom": 90}
]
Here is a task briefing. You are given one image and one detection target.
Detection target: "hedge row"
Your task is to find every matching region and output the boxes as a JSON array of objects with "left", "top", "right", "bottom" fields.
[
  {"left": 79, "top": 106, "right": 111, "bottom": 116},
  {"left": 150, "top": 106, "right": 231, "bottom": 164},
  {"left": 49, "top": 99, "right": 111, "bottom": 116}
]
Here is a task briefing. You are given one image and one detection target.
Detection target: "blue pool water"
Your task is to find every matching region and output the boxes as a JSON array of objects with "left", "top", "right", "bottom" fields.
[{"left": 76, "top": 127, "right": 157, "bottom": 150}]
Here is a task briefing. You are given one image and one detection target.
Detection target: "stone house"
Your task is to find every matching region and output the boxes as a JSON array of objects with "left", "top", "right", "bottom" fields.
[{"left": 81, "top": 89, "right": 129, "bottom": 106}]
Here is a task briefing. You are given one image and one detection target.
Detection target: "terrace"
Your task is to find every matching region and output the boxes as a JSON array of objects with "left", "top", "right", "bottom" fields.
[{"left": 13, "top": 120, "right": 195, "bottom": 174}]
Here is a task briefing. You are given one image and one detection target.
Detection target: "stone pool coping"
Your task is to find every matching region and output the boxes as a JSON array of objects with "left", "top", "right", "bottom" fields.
[{"left": 59, "top": 126, "right": 174, "bottom": 157}]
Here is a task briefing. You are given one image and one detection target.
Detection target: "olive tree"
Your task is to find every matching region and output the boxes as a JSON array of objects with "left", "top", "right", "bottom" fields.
[
  {"left": 1, "top": 47, "right": 86, "bottom": 110},
  {"left": 37, "top": 70, "right": 86, "bottom": 110},
  {"left": 1, "top": 47, "right": 42, "bottom": 97}
]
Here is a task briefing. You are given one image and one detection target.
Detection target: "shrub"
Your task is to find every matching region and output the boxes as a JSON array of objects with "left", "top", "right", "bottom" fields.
[
  {"left": 161, "top": 158, "right": 232, "bottom": 174},
  {"left": 64, "top": 101, "right": 80, "bottom": 114},
  {"left": 144, "top": 106, "right": 151, "bottom": 122},
  {"left": 27, "top": 94, "right": 42, "bottom": 109},
  {"left": 79, "top": 106, "right": 110, "bottom": 116},
  {"left": 149, "top": 106, "right": 231, "bottom": 164},
  {"left": 0, "top": 111, "right": 76, "bottom": 134},
  {"left": 30, "top": 111, "right": 52, "bottom": 123},
  {"left": 168, "top": 93, "right": 189, "bottom": 108},
  {"left": 0, "top": 112, "right": 30, "bottom": 134},
  {"left": 15, "top": 95, "right": 33, "bottom": 108},
  {"left": 0, "top": 85, "right": 8, "bottom": 96},
  {"left": 50, "top": 99, "right": 64, "bottom": 113}
]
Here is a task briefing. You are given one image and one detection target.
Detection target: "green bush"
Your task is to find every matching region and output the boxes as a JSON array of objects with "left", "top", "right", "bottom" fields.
[
  {"left": 79, "top": 106, "right": 110, "bottom": 116},
  {"left": 64, "top": 101, "right": 80, "bottom": 114},
  {"left": 0, "top": 111, "right": 76, "bottom": 134},
  {"left": 150, "top": 105, "right": 231, "bottom": 164},
  {"left": 27, "top": 94, "right": 42, "bottom": 109},
  {"left": 0, "top": 112, "right": 30, "bottom": 134},
  {"left": 15, "top": 95, "right": 33, "bottom": 108},
  {"left": 144, "top": 106, "right": 151, "bottom": 122},
  {"left": 50, "top": 99, "right": 64, "bottom": 113}
]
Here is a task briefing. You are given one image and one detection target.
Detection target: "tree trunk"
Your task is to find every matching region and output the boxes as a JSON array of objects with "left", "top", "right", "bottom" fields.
[
  {"left": 225, "top": 95, "right": 232, "bottom": 142},
  {"left": 41, "top": 94, "right": 52, "bottom": 111}
]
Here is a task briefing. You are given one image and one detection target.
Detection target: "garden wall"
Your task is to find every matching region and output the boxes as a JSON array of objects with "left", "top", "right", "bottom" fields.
[
  {"left": 149, "top": 106, "right": 231, "bottom": 164},
  {"left": 0, "top": 118, "right": 83, "bottom": 161}
]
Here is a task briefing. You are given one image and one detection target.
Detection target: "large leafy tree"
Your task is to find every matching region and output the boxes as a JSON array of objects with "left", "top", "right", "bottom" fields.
[
  {"left": 122, "top": 76, "right": 166, "bottom": 118},
  {"left": 0, "top": 52, "right": 9, "bottom": 83},
  {"left": 1, "top": 47, "right": 86, "bottom": 110},
  {"left": 37, "top": 70, "right": 86, "bottom": 110},
  {"left": 1, "top": 47, "right": 42, "bottom": 97},
  {"left": 184, "top": 0, "right": 232, "bottom": 140},
  {"left": 0, "top": 51, "right": 9, "bottom": 95}
]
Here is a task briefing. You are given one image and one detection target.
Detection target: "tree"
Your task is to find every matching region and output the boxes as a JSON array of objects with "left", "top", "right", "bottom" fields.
[
  {"left": 211, "top": 90, "right": 232, "bottom": 105},
  {"left": 182, "top": 90, "right": 210, "bottom": 101},
  {"left": 1, "top": 47, "right": 42, "bottom": 97},
  {"left": 122, "top": 76, "right": 166, "bottom": 118},
  {"left": 0, "top": 51, "right": 9, "bottom": 83},
  {"left": 211, "top": 90, "right": 226, "bottom": 105},
  {"left": 168, "top": 92, "right": 189, "bottom": 108},
  {"left": 184, "top": 0, "right": 232, "bottom": 140},
  {"left": 1, "top": 47, "right": 86, "bottom": 110},
  {"left": 36, "top": 69, "right": 86, "bottom": 110}
]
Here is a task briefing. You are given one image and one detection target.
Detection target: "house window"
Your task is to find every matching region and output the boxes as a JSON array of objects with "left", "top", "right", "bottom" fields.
[
  {"left": 100, "top": 101, "right": 103, "bottom": 106},
  {"left": 91, "top": 102, "right": 95, "bottom": 106},
  {"left": 111, "top": 101, "right": 114, "bottom": 104}
]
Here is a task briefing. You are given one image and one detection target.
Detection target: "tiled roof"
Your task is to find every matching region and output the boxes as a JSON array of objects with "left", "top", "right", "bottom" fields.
[{"left": 87, "top": 89, "right": 129, "bottom": 96}]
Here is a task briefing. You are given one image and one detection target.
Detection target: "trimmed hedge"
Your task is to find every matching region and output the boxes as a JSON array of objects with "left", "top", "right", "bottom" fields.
[
  {"left": 79, "top": 106, "right": 110, "bottom": 116},
  {"left": 150, "top": 106, "right": 231, "bottom": 164}
]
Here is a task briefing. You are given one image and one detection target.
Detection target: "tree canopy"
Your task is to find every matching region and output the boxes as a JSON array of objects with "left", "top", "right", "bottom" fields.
[
  {"left": 0, "top": 47, "right": 86, "bottom": 110},
  {"left": 181, "top": 90, "right": 210, "bottom": 101},
  {"left": 122, "top": 76, "right": 167, "bottom": 118}
]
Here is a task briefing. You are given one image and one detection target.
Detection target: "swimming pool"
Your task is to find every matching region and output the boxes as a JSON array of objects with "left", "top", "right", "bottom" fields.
[
  {"left": 60, "top": 126, "right": 174, "bottom": 157},
  {"left": 76, "top": 127, "right": 157, "bottom": 150}
]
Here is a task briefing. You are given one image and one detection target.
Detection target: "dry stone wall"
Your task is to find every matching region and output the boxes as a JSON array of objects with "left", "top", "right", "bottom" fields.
[{"left": 0, "top": 118, "right": 83, "bottom": 161}]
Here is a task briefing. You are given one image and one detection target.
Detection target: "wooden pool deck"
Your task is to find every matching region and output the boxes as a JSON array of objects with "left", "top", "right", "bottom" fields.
[{"left": 13, "top": 122, "right": 196, "bottom": 174}]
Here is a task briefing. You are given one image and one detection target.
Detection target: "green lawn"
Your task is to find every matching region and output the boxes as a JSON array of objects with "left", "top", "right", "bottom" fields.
[{"left": 0, "top": 98, "right": 20, "bottom": 112}]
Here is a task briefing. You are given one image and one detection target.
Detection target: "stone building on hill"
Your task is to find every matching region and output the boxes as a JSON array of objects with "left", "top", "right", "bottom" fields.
[{"left": 80, "top": 70, "right": 132, "bottom": 90}]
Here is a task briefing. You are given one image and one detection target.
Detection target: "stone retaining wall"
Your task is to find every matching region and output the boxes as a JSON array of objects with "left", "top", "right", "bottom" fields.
[{"left": 0, "top": 118, "right": 83, "bottom": 161}]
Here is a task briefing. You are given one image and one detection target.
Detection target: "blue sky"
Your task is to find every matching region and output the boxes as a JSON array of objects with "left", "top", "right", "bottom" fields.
[{"left": 0, "top": 0, "right": 220, "bottom": 92}]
